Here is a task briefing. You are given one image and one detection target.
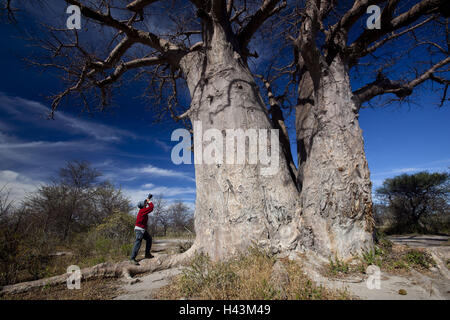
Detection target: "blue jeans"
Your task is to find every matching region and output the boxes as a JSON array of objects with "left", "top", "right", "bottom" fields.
[{"left": 130, "top": 229, "right": 152, "bottom": 260}]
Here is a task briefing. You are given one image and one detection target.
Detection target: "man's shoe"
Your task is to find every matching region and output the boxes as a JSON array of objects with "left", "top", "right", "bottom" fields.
[
  {"left": 130, "top": 259, "right": 139, "bottom": 265},
  {"left": 145, "top": 254, "right": 154, "bottom": 259}
]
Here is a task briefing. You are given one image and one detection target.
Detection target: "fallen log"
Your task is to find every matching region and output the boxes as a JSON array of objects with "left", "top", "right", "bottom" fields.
[{"left": 0, "top": 244, "right": 197, "bottom": 296}]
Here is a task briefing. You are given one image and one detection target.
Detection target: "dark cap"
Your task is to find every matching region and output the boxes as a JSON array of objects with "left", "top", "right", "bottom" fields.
[
  {"left": 137, "top": 201, "right": 146, "bottom": 209},
  {"left": 147, "top": 193, "right": 153, "bottom": 199}
]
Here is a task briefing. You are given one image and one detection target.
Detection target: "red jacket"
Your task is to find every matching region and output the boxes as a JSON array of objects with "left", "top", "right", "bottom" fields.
[{"left": 135, "top": 202, "right": 154, "bottom": 229}]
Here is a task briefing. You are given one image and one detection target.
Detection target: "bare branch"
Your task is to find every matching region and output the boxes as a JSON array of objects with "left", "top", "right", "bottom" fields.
[
  {"left": 65, "top": 0, "right": 186, "bottom": 64},
  {"left": 227, "top": 0, "right": 234, "bottom": 17},
  {"left": 354, "top": 56, "right": 450, "bottom": 103},
  {"left": 96, "top": 56, "right": 166, "bottom": 87},
  {"left": 126, "top": 0, "right": 160, "bottom": 12},
  {"left": 211, "top": 0, "right": 227, "bottom": 22},
  {"left": 328, "top": 0, "right": 386, "bottom": 36},
  {"left": 256, "top": 74, "right": 297, "bottom": 181},
  {"left": 360, "top": 15, "right": 436, "bottom": 60},
  {"left": 295, "top": 0, "right": 323, "bottom": 83},
  {"left": 348, "top": 0, "right": 446, "bottom": 63},
  {"left": 237, "top": 0, "right": 286, "bottom": 47}
]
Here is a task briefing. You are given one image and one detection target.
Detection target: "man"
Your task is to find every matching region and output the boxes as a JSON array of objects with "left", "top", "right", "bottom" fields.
[{"left": 130, "top": 193, "right": 154, "bottom": 265}]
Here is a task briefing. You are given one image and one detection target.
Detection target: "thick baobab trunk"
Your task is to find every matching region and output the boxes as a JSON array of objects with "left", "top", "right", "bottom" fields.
[
  {"left": 179, "top": 25, "right": 301, "bottom": 261},
  {"left": 296, "top": 57, "right": 374, "bottom": 259}
]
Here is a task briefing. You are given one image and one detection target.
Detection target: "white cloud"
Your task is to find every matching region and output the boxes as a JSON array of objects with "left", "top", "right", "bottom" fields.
[
  {"left": 154, "top": 138, "right": 171, "bottom": 152},
  {"left": 0, "top": 134, "right": 107, "bottom": 171},
  {"left": 101, "top": 163, "right": 195, "bottom": 184},
  {"left": 123, "top": 185, "right": 195, "bottom": 206},
  {"left": 0, "top": 170, "right": 42, "bottom": 203},
  {"left": 372, "top": 165, "right": 449, "bottom": 177},
  {"left": 136, "top": 165, "right": 194, "bottom": 180}
]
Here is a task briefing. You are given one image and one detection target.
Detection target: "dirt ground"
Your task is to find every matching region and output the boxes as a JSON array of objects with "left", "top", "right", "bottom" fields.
[
  {"left": 111, "top": 235, "right": 449, "bottom": 300},
  {"left": 306, "top": 235, "right": 450, "bottom": 300},
  {"left": 387, "top": 234, "right": 449, "bottom": 248},
  {"left": 2, "top": 236, "right": 449, "bottom": 300}
]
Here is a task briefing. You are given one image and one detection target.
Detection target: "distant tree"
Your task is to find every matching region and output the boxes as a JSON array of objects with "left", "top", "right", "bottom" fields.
[
  {"left": 167, "top": 201, "right": 192, "bottom": 233},
  {"left": 373, "top": 203, "right": 389, "bottom": 226},
  {"left": 147, "top": 196, "right": 194, "bottom": 236},
  {"left": 0, "top": 185, "right": 14, "bottom": 219},
  {"left": 148, "top": 195, "right": 169, "bottom": 236},
  {"left": 0, "top": 186, "right": 28, "bottom": 285},
  {"left": 25, "top": 161, "right": 131, "bottom": 241},
  {"left": 92, "top": 181, "right": 132, "bottom": 224},
  {"left": 58, "top": 160, "right": 101, "bottom": 189},
  {"left": 376, "top": 171, "right": 449, "bottom": 234}
]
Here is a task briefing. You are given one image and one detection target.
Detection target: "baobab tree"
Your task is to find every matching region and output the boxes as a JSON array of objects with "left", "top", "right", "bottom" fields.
[
  {"left": 2, "top": 0, "right": 303, "bottom": 261},
  {"left": 1, "top": 0, "right": 448, "bottom": 264},
  {"left": 288, "top": 0, "right": 449, "bottom": 258}
]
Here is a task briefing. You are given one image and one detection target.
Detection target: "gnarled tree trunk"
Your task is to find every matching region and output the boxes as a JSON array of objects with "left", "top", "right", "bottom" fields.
[
  {"left": 179, "top": 22, "right": 302, "bottom": 261},
  {"left": 296, "top": 55, "right": 374, "bottom": 259}
]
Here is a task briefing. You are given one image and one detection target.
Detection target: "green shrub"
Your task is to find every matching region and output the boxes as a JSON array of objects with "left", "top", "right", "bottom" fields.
[
  {"left": 404, "top": 250, "right": 434, "bottom": 270},
  {"left": 69, "top": 211, "right": 136, "bottom": 268}
]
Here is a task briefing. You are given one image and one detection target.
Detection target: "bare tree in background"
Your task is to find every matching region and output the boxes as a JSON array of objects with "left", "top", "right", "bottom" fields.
[
  {"left": 148, "top": 195, "right": 170, "bottom": 236},
  {"left": 24, "top": 161, "right": 131, "bottom": 241},
  {"left": 1, "top": 0, "right": 448, "bottom": 260},
  {"left": 167, "top": 200, "right": 192, "bottom": 233},
  {"left": 148, "top": 196, "right": 193, "bottom": 236}
]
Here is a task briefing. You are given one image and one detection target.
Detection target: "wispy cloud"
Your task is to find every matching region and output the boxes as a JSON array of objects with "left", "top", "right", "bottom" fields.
[
  {"left": 136, "top": 165, "right": 194, "bottom": 180},
  {"left": 371, "top": 167, "right": 424, "bottom": 176},
  {"left": 370, "top": 159, "right": 450, "bottom": 192},
  {"left": 102, "top": 163, "right": 195, "bottom": 184},
  {"left": 0, "top": 133, "right": 107, "bottom": 173},
  {"left": 371, "top": 160, "right": 450, "bottom": 177},
  {"left": 154, "top": 138, "right": 171, "bottom": 152},
  {"left": 123, "top": 185, "right": 195, "bottom": 206},
  {"left": 0, "top": 93, "right": 137, "bottom": 142}
]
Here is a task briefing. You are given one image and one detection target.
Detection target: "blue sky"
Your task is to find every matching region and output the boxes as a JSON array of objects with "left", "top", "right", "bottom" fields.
[{"left": 0, "top": 2, "right": 449, "bottom": 209}]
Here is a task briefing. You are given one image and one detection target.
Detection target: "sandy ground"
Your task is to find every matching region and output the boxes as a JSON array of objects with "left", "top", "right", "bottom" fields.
[
  {"left": 113, "top": 236, "right": 450, "bottom": 300},
  {"left": 113, "top": 239, "right": 187, "bottom": 300},
  {"left": 114, "top": 267, "right": 183, "bottom": 300},
  {"left": 308, "top": 235, "right": 450, "bottom": 300}
]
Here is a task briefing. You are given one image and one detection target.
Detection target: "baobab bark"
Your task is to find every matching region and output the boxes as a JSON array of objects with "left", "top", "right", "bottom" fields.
[
  {"left": 296, "top": 55, "right": 374, "bottom": 259},
  {"left": 179, "top": 22, "right": 302, "bottom": 261}
]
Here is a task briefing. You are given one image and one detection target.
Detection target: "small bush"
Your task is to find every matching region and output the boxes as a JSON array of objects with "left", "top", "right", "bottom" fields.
[
  {"left": 71, "top": 211, "right": 135, "bottom": 266},
  {"left": 356, "top": 239, "right": 435, "bottom": 274},
  {"left": 403, "top": 250, "right": 435, "bottom": 270},
  {"left": 328, "top": 256, "right": 350, "bottom": 275}
]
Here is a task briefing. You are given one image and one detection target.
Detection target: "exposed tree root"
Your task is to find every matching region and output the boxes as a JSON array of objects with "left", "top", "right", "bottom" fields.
[{"left": 0, "top": 245, "right": 197, "bottom": 296}]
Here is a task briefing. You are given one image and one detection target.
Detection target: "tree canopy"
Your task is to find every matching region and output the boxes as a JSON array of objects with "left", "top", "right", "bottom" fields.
[{"left": 376, "top": 171, "right": 449, "bottom": 233}]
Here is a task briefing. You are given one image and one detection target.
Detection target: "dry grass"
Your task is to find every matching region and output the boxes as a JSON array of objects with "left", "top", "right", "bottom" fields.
[
  {"left": 154, "top": 247, "right": 349, "bottom": 300},
  {"left": 324, "top": 238, "right": 436, "bottom": 278},
  {"left": 1, "top": 278, "right": 122, "bottom": 300}
]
